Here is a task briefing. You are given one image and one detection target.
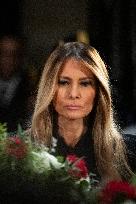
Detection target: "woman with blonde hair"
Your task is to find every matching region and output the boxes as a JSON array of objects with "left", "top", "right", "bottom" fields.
[{"left": 31, "top": 42, "right": 136, "bottom": 182}]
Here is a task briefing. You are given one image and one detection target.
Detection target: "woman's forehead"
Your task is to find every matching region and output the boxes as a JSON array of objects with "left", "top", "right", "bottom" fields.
[{"left": 59, "top": 58, "right": 94, "bottom": 78}]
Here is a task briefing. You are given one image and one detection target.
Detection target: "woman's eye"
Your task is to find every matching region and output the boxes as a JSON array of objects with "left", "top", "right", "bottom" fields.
[
  {"left": 58, "top": 80, "right": 69, "bottom": 85},
  {"left": 80, "top": 81, "right": 93, "bottom": 87}
]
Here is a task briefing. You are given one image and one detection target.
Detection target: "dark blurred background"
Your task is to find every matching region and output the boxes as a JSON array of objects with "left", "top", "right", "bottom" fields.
[{"left": 0, "top": 0, "right": 136, "bottom": 131}]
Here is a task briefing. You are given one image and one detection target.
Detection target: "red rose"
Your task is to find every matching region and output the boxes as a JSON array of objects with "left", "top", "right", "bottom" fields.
[
  {"left": 100, "top": 181, "right": 136, "bottom": 204},
  {"left": 6, "top": 136, "right": 27, "bottom": 159},
  {"left": 9, "top": 136, "right": 22, "bottom": 145},
  {"left": 66, "top": 154, "right": 88, "bottom": 179}
]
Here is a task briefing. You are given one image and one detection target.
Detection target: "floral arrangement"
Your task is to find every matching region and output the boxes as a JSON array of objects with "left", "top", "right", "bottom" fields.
[
  {"left": 0, "top": 122, "right": 136, "bottom": 204},
  {"left": 100, "top": 180, "right": 136, "bottom": 204},
  {"left": 0, "top": 123, "right": 98, "bottom": 204}
]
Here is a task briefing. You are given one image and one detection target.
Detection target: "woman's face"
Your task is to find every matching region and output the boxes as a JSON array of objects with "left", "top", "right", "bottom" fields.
[{"left": 53, "top": 58, "right": 97, "bottom": 120}]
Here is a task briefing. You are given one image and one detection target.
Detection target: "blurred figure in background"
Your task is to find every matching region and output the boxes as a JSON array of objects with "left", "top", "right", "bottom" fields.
[{"left": 0, "top": 35, "right": 32, "bottom": 132}]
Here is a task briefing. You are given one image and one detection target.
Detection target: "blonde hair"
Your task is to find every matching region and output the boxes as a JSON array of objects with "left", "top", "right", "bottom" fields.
[{"left": 31, "top": 42, "right": 133, "bottom": 181}]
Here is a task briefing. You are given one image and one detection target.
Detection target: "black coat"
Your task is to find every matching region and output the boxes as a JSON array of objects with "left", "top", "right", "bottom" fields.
[
  {"left": 0, "top": 71, "right": 30, "bottom": 132},
  {"left": 124, "top": 134, "right": 136, "bottom": 172},
  {"left": 53, "top": 131, "right": 136, "bottom": 178}
]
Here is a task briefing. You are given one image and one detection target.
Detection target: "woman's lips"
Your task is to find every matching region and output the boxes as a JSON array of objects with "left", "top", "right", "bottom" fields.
[{"left": 65, "top": 105, "right": 82, "bottom": 110}]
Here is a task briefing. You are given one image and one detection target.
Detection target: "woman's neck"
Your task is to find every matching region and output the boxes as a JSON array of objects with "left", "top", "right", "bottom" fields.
[{"left": 58, "top": 116, "right": 85, "bottom": 146}]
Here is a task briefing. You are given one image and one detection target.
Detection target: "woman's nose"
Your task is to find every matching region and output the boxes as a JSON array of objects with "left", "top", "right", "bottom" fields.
[{"left": 68, "top": 85, "right": 81, "bottom": 99}]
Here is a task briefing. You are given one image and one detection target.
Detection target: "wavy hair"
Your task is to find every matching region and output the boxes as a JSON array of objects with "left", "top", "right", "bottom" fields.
[{"left": 31, "top": 42, "right": 133, "bottom": 181}]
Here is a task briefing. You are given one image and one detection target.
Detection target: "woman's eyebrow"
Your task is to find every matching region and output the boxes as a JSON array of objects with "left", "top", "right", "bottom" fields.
[
  {"left": 59, "top": 76, "right": 70, "bottom": 79},
  {"left": 79, "top": 77, "right": 95, "bottom": 80}
]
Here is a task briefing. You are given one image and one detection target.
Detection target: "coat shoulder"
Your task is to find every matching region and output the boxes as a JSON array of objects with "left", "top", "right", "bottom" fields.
[{"left": 123, "top": 133, "right": 136, "bottom": 172}]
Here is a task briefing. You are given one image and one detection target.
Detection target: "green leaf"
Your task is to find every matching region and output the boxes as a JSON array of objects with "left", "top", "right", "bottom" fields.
[
  {"left": 17, "top": 124, "right": 25, "bottom": 138},
  {"left": 0, "top": 123, "right": 7, "bottom": 140},
  {"left": 130, "top": 174, "right": 136, "bottom": 186},
  {"left": 56, "top": 156, "right": 65, "bottom": 163}
]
